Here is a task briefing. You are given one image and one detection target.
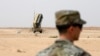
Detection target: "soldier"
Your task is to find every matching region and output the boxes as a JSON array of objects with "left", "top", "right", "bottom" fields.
[{"left": 36, "top": 10, "right": 91, "bottom": 56}]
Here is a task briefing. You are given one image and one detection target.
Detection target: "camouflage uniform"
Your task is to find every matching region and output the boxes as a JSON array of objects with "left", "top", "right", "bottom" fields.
[
  {"left": 36, "top": 10, "right": 91, "bottom": 56},
  {"left": 37, "top": 39, "right": 91, "bottom": 56}
]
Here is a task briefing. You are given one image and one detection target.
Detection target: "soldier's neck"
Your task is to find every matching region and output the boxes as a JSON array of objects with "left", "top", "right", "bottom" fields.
[{"left": 60, "top": 34, "right": 74, "bottom": 43}]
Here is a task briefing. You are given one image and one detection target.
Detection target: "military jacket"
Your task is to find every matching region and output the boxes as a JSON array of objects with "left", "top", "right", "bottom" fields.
[{"left": 36, "top": 39, "right": 91, "bottom": 56}]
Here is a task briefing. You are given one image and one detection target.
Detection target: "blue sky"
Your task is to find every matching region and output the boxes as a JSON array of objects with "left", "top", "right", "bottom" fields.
[{"left": 0, "top": 0, "right": 100, "bottom": 27}]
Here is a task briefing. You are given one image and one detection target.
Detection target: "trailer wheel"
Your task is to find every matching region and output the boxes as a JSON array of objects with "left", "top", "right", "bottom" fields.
[
  {"left": 33, "top": 31, "right": 36, "bottom": 33},
  {"left": 40, "top": 30, "right": 42, "bottom": 33}
]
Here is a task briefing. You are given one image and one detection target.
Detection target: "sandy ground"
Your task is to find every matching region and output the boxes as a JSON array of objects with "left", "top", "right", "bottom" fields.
[{"left": 0, "top": 28, "right": 100, "bottom": 56}]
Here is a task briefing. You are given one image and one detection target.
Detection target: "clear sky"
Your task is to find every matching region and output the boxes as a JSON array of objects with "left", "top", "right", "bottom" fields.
[{"left": 0, "top": 0, "right": 100, "bottom": 27}]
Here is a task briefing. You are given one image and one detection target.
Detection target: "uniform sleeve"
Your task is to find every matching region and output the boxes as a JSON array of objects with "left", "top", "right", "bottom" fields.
[
  {"left": 74, "top": 46, "right": 91, "bottom": 56},
  {"left": 79, "top": 51, "right": 91, "bottom": 56}
]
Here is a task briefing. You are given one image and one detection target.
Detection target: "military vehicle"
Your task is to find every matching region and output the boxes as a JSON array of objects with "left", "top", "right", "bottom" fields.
[{"left": 32, "top": 13, "right": 43, "bottom": 33}]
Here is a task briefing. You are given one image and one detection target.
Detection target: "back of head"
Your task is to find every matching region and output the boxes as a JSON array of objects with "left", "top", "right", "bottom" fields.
[{"left": 55, "top": 10, "right": 86, "bottom": 33}]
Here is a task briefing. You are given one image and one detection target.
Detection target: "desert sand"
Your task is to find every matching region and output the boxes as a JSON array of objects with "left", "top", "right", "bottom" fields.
[{"left": 0, "top": 28, "right": 100, "bottom": 56}]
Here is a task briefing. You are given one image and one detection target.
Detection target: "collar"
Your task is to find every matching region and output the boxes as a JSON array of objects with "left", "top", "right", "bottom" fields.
[{"left": 55, "top": 38, "right": 73, "bottom": 45}]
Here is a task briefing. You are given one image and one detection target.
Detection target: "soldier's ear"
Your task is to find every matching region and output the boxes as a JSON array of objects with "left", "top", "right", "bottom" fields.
[{"left": 68, "top": 26, "right": 74, "bottom": 33}]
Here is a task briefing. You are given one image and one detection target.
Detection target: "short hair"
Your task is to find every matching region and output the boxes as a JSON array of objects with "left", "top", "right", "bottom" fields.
[{"left": 56, "top": 23, "right": 83, "bottom": 34}]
